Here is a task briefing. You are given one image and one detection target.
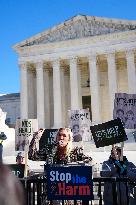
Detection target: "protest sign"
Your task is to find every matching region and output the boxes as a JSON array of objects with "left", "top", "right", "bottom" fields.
[
  {"left": 68, "top": 109, "right": 92, "bottom": 142},
  {"left": 39, "top": 129, "right": 58, "bottom": 150},
  {"left": 90, "top": 118, "right": 127, "bottom": 148},
  {"left": 15, "top": 119, "right": 38, "bottom": 177},
  {"left": 15, "top": 119, "right": 38, "bottom": 151},
  {"left": 47, "top": 165, "right": 93, "bottom": 200},
  {"left": 113, "top": 93, "right": 136, "bottom": 129},
  {"left": 9, "top": 164, "right": 25, "bottom": 178}
]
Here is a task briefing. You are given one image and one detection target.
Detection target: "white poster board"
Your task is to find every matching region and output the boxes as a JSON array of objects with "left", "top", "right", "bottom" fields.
[
  {"left": 15, "top": 119, "right": 38, "bottom": 151},
  {"left": 68, "top": 109, "right": 92, "bottom": 142},
  {"left": 113, "top": 93, "right": 136, "bottom": 129}
]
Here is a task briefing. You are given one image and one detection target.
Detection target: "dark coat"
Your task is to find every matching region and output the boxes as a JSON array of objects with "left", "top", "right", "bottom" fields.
[
  {"left": 0, "top": 143, "right": 3, "bottom": 163},
  {"left": 100, "top": 157, "right": 136, "bottom": 205}
]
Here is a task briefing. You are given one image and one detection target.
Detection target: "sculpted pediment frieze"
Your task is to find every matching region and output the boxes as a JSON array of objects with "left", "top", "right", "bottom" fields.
[{"left": 20, "top": 15, "right": 136, "bottom": 47}]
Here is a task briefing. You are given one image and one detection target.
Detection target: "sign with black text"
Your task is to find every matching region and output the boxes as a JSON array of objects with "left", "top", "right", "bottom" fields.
[
  {"left": 90, "top": 118, "right": 127, "bottom": 148},
  {"left": 9, "top": 164, "right": 25, "bottom": 178},
  {"left": 39, "top": 129, "right": 58, "bottom": 150},
  {"left": 15, "top": 119, "right": 38, "bottom": 151},
  {"left": 47, "top": 165, "right": 93, "bottom": 200}
]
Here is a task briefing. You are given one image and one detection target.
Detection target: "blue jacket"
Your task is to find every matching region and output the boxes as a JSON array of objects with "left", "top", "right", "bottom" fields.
[{"left": 100, "top": 157, "right": 136, "bottom": 205}]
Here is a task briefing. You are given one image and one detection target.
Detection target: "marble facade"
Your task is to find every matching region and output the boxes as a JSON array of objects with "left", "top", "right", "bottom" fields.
[
  {"left": 13, "top": 15, "right": 136, "bottom": 129},
  {"left": 0, "top": 93, "right": 20, "bottom": 127}
]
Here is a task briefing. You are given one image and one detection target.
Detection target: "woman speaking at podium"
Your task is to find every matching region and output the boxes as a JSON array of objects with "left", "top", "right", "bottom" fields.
[
  {"left": 29, "top": 127, "right": 93, "bottom": 205},
  {"left": 28, "top": 127, "right": 92, "bottom": 165}
]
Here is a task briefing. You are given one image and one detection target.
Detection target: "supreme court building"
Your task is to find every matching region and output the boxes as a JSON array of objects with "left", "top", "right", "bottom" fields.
[{"left": 13, "top": 15, "right": 136, "bottom": 129}]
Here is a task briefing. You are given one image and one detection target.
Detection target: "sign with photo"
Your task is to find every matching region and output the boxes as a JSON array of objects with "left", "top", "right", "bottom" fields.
[
  {"left": 90, "top": 118, "right": 127, "bottom": 148},
  {"left": 47, "top": 165, "right": 93, "bottom": 200},
  {"left": 15, "top": 119, "right": 38, "bottom": 151},
  {"left": 9, "top": 164, "right": 25, "bottom": 178},
  {"left": 113, "top": 93, "right": 136, "bottom": 129},
  {"left": 68, "top": 109, "right": 92, "bottom": 142}
]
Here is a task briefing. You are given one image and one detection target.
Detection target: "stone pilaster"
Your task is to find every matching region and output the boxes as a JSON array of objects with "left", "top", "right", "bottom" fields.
[
  {"left": 19, "top": 62, "right": 28, "bottom": 119},
  {"left": 126, "top": 49, "right": 136, "bottom": 93},
  {"left": 52, "top": 59, "right": 62, "bottom": 128},
  {"left": 107, "top": 51, "right": 117, "bottom": 118},
  {"left": 69, "top": 57, "right": 81, "bottom": 110},
  {"left": 88, "top": 54, "right": 101, "bottom": 124},
  {"left": 36, "top": 61, "right": 45, "bottom": 128}
]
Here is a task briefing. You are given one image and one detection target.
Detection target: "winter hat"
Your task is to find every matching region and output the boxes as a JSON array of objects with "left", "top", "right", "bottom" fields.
[{"left": 0, "top": 132, "right": 7, "bottom": 140}]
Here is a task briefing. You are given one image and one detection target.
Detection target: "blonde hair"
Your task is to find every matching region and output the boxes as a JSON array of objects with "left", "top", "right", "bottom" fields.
[{"left": 55, "top": 128, "right": 73, "bottom": 155}]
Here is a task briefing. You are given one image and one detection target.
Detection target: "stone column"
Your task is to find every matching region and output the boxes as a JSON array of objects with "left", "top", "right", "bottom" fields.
[
  {"left": 44, "top": 69, "right": 50, "bottom": 128},
  {"left": 36, "top": 61, "right": 45, "bottom": 128},
  {"left": 60, "top": 67, "right": 66, "bottom": 127},
  {"left": 52, "top": 59, "right": 62, "bottom": 128},
  {"left": 88, "top": 54, "right": 101, "bottom": 124},
  {"left": 27, "top": 68, "right": 35, "bottom": 119},
  {"left": 78, "top": 67, "right": 82, "bottom": 108},
  {"left": 19, "top": 63, "right": 28, "bottom": 119},
  {"left": 126, "top": 50, "right": 136, "bottom": 93},
  {"left": 65, "top": 68, "right": 71, "bottom": 126},
  {"left": 107, "top": 52, "right": 117, "bottom": 118},
  {"left": 69, "top": 57, "right": 80, "bottom": 110}
]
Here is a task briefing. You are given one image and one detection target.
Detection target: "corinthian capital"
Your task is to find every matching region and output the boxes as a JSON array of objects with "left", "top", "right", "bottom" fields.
[
  {"left": 87, "top": 53, "right": 97, "bottom": 63},
  {"left": 18, "top": 62, "right": 27, "bottom": 70},
  {"left": 35, "top": 61, "right": 44, "bottom": 69},
  {"left": 67, "top": 56, "right": 77, "bottom": 65},
  {"left": 52, "top": 58, "right": 60, "bottom": 67},
  {"left": 105, "top": 49, "right": 116, "bottom": 58},
  {"left": 125, "top": 49, "right": 134, "bottom": 59}
]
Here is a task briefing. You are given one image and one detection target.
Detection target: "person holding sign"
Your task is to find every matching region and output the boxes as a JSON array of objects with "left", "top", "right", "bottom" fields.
[
  {"left": 50, "top": 128, "right": 93, "bottom": 205},
  {"left": 53, "top": 127, "right": 92, "bottom": 165},
  {"left": 100, "top": 146, "right": 136, "bottom": 205},
  {"left": 29, "top": 127, "right": 92, "bottom": 164},
  {"left": 28, "top": 128, "right": 93, "bottom": 204}
]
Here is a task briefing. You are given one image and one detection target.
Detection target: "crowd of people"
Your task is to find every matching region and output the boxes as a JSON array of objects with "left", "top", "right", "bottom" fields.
[
  {"left": 1, "top": 127, "right": 136, "bottom": 205},
  {"left": 28, "top": 127, "right": 136, "bottom": 205}
]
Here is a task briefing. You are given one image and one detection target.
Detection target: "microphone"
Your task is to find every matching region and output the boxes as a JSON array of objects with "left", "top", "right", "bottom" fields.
[
  {"left": 53, "top": 141, "right": 59, "bottom": 146},
  {"left": 59, "top": 140, "right": 64, "bottom": 145}
]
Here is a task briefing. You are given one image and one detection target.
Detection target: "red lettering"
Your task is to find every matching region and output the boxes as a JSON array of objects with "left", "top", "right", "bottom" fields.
[
  {"left": 66, "top": 186, "right": 73, "bottom": 195},
  {"left": 79, "top": 185, "right": 90, "bottom": 195},
  {"left": 58, "top": 183, "right": 65, "bottom": 195},
  {"left": 73, "top": 186, "right": 78, "bottom": 195}
]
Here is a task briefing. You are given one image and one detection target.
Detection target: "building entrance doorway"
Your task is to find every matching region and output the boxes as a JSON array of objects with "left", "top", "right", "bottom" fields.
[{"left": 82, "top": 96, "right": 92, "bottom": 121}]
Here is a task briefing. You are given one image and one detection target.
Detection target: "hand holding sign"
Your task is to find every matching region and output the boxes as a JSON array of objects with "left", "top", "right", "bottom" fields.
[
  {"left": 111, "top": 144, "right": 127, "bottom": 175},
  {"left": 114, "top": 160, "right": 127, "bottom": 175}
]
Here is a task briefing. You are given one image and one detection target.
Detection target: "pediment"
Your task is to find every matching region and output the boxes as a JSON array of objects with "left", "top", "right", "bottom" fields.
[{"left": 16, "top": 15, "right": 136, "bottom": 48}]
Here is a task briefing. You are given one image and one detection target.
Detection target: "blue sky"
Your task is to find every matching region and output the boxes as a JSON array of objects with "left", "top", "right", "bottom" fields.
[{"left": 1, "top": 0, "right": 136, "bottom": 94}]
